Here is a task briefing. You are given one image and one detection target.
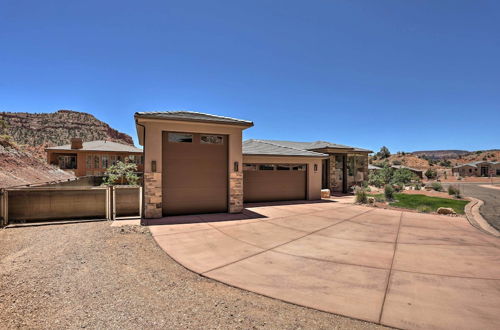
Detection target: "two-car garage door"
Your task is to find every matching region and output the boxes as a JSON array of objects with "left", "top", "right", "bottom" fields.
[{"left": 243, "top": 164, "right": 307, "bottom": 203}]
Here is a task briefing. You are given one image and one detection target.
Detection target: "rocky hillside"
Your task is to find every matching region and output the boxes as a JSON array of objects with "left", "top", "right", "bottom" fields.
[
  {"left": 0, "top": 109, "right": 135, "bottom": 188},
  {"left": 371, "top": 149, "right": 499, "bottom": 170},
  {"left": 0, "top": 110, "right": 133, "bottom": 152},
  {"left": 0, "top": 136, "right": 74, "bottom": 188}
]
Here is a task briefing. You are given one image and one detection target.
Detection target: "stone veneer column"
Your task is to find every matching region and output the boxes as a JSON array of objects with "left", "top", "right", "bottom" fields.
[
  {"left": 229, "top": 171, "right": 243, "bottom": 213},
  {"left": 144, "top": 172, "right": 162, "bottom": 218}
]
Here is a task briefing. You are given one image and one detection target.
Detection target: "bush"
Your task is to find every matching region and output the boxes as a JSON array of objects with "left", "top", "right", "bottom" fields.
[
  {"left": 414, "top": 183, "right": 422, "bottom": 190},
  {"left": 431, "top": 182, "right": 443, "bottom": 192},
  {"left": 384, "top": 185, "right": 394, "bottom": 201},
  {"left": 102, "top": 161, "right": 139, "bottom": 186},
  {"left": 448, "top": 185, "right": 461, "bottom": 198},
  {"left": 391, "top": 168, "right": 419, "bottom": 186},
  {"left": 425, "top": 168, "right": 437, "bottom": 179},
  {"left": 416, "top": 205, "right": 432, "bottom": 213},
  {"left": 392, "top": 183, "right": 403, "bottom": 192},
  {"left": 355, "top": 188, "right": 368, "bottom": 204}
]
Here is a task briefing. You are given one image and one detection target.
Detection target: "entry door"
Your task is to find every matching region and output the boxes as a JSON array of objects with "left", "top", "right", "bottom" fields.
[
  {"left": 481, "top": 167, "right": 488, "bottom": 176},
  {"left": 162, "top": 132, "right": 228, "bottom": 215}
]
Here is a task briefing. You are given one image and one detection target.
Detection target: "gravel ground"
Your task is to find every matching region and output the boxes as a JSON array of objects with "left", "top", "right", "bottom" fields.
[{"left": 0, "top": 221, "right": 385, "bottom": 329}]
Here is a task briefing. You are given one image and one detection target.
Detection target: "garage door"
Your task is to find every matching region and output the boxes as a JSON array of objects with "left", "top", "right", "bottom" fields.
[
  {"left": 162, "top": 132, "right": 228, "bottom": 215},
  {"left": 243, "top": 164, "right": 307, "bottom": 203}
]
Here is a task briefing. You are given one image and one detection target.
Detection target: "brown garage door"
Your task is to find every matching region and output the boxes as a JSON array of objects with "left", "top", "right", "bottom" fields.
[
  {"left": 162, "top": 132, "right": 228, "bottom": 215},
  {"left": 243, "top": 164, "right": 307, "bottom": 203}
]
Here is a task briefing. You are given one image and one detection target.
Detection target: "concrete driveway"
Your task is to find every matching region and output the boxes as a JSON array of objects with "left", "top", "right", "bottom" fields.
[{"left": 148, "top": 201, "right": 500, "bottom": 330}]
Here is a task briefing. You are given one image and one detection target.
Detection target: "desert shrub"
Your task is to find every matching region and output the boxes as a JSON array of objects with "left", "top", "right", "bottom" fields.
[
  {"left": 431, "top": 182, "right": 443, "bottom": 192},
  {"left": 391, "top": 168, "right": 419, "bottom": 185},
  {"left": 384, "top": 185, "right": 394, "bottom": 201},
  {"left": 355, "top": 188, "right": 368, "bottom": 204},
  {"left": 375, "top": 195, "right": 386, "bottom": 202},
  {"left": 392, "top": 183, "right": 403, "bottom": 192},
  {"left": 448, "top": 185, "right": 461, "bottom": 198},
  {"left": 416, "top": 205, "right": 432, "bottom": 213},
  {"left": 368, "top": 171, "right": 384, "bottom": 188},
  {"left": 425, "top": 168, "right": 437, "bottom": 179},
  {"left": 102, "top": 161, "right": 139, "bottom": 186}
]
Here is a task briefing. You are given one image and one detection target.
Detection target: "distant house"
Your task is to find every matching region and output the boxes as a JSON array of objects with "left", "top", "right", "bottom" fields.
[
  {"left": 452, "top": 161, "right": 500, "bottom": 177},
  {"left": 45, "top": 138, "right": 143, "bottom": 177}
]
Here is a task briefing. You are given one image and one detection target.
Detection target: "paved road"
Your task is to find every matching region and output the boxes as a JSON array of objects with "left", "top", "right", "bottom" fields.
[{"left": 444, "top": 183, "right": 500, "bottom": 231}]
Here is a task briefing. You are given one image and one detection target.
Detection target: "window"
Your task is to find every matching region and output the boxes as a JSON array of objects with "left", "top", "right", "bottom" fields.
[
  {"left": 58, "top": 155, "right": 77, "bottom": 169},
  {"left": 94, "top": 155, "right": 100, "bottom": 169},
  {"left": 138, "top": 155, "right": 144, "bottom": 165},
  {"left": 291, "top": 165, "right": 306, "bottom": 171},
  {"left": 259, "top": 164, "right": 275, "bottom": 171},
  {"left": 102, "top": 156, "right": 109, "bottom": 168},
  {"left": 111, "top": 155, "right": 117, "bottom": 166},
  {"left": 86, "top": 155, "right": 92, "bottom": 169},
  {"left": 277, "top": 165, "right": 290, "bottom": 171},
  {"left": 127, "top": 155, "right": 136, "bottom": 163},
  {"left": 243, "top": 164, "right": 257, "bottom": 171},
  {"left": 117, "top": 155, "right": 123, "bottom": 163},
  {"left": 201, "top": 134, "right": 223, "bottom": 144},
  {"left": 168, "top": 133, "right": 193, "bottom": 143}
]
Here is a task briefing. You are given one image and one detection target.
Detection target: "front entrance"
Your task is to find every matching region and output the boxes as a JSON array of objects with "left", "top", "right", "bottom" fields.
[
  {"left": 481, "top": 166, "right": 488, "bottom": 177},
  {"left": 162, "top": 132, "right": 228, "bottom": 215},
  {"left": 243, "top": 163, "right": 307, "bottom": 202}
]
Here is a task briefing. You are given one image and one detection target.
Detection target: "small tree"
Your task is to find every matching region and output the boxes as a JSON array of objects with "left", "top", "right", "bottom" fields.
[
  {"left": 384, "top": 185, "right": 394, "bottom": 201},
  {"left": 377, "top": 146, "right": 391, "bottom": 159},
  {"left": 102, "top": 161, "right": 139, "bottom": 186}
]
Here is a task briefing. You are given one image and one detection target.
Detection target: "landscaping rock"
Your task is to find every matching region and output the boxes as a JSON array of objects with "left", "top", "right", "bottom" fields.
[
  {"left": 437, "top": 207, "right": 456, "bottom": 215},
  {"left": 367, "top": 197, "right": 376, "bottom": 204}
]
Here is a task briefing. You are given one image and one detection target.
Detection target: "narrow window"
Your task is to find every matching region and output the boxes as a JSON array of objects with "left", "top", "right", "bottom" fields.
[
  {"left": 201, "top": 134, "right": 223, "bottom": 144},
  {"left": 259, "top": 164, "right": 275, "bottom": 171},
  {"left": 102, "top": 156, "right": 109, "bottom": 169},
  {"left": 94, "top": 155, "right": 100, "bottom": 169},
  {"left": 243, "top": 164, "right": 257, "bottom": 171},
  {"left": 277, "top": 165, "right": 290, "bottom": 171},
  {"left": 87, "top": 155, "right": 92, "bottom": 169},
  {"left": 169, "top": 133, "right": 193, "bottom": 143}
]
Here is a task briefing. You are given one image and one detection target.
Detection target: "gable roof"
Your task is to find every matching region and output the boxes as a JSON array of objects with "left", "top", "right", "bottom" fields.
[
  {"left": 46, "top": 140, "right": 143, "bottom": 153},
  {"left": 243, "top": 139, "right": 328, "bottom": 157},
  {"left": 453, "top": 161, "right": 499, "bottom": 168},
  {"left": 135, "top": 111, "right": 253, "bottom": 127},
  {"left": 254, "top": 140, "right": 372, "bottom": 153}
]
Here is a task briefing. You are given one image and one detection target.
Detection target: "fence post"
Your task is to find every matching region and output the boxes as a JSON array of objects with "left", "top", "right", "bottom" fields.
[
  {"left": 112, "top": 186, "right": 116, "bottom": 220},
  {"left": 139, "top": 186, "right": 143, "bottom": 219},
  {"left": 1, "top": 189, "right": 8, "bottom": 227}
]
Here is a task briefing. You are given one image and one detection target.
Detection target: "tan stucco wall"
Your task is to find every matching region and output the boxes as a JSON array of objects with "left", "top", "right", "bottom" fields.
[
  {"left": 136, "top": 118, "right": 248, "bottom": 217},
  {"left": 242, "top": 155, "right": 324, "bottom": 200}
]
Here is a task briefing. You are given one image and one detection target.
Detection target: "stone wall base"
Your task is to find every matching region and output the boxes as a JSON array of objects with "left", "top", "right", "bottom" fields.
[
  {"left": 144, "top": 172, "right": 162, "bottom": 219},
  {"left": 229, "top": 171, "right": 243, "bottom": 213}
]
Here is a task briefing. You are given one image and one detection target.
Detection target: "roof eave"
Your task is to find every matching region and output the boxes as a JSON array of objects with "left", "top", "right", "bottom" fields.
[{"left": 134, "top": 113, "right": 254, "bottom": 128}]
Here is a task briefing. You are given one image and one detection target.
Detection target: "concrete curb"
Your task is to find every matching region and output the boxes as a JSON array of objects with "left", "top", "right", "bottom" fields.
[{"left": 464, "top": 197, "right": 500, "bottom": 237}]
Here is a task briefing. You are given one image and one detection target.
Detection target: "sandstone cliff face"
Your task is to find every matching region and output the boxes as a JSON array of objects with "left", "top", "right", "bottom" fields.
[
  {"left": 0, "top": 110, "right": 133, "bottom": 148},
  {"left": 0, "top": 109, "right": 135, "bottom": 188}
]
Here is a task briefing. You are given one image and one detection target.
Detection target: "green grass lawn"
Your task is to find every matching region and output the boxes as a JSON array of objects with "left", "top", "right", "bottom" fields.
[{"left": 370, "top": 193, "right": 469, "bottom": 214}]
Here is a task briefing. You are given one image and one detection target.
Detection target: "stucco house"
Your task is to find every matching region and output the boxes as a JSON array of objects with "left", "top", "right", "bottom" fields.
[
  {"left": 46, "top": 138, "right": 144, "bottom": 177},
  {"left": 135, "top": 111, "right": 371, "bottom": 218},
  {"left": 452, "top": 161, "right": 500, "bottom": 177}
]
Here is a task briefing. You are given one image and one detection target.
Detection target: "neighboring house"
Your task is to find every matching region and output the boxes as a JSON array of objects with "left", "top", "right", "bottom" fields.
[
  {"left": 135, "top": 111, "right": 371, "bottom": 218},
  {"left": 452, "top": 161, "right": 500, "bottom": 177},
  {"left": 368, "top": 164, "right": 382, "bottom": 172},
  {"left": 46, "top": 138, "right": 144, "bottom": 177}
]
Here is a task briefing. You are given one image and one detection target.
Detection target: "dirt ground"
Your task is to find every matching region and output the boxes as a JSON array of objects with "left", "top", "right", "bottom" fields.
[{"left": 0, "top": 221, "right": 384, "bottom": 330}]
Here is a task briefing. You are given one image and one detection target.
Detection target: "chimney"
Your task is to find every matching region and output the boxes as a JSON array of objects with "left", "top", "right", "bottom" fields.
[{"left": 71, "top": 138, "right": 83, "bottom": 149}]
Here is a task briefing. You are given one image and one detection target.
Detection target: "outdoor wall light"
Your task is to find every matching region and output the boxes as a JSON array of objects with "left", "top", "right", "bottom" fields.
[
  {"left": 234, "top": 161, "right": 239, "bottom": 172},
  {"left": 314, "top": 164, "right": 318, "bottom": 172},
  {"left": 151, "top": 160, "right": 157, "bottom": 173}
]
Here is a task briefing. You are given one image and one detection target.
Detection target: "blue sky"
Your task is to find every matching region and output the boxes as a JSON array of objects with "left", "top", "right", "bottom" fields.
[{"left": 1, "top": 1, "right": 499, "bottom": 152}]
